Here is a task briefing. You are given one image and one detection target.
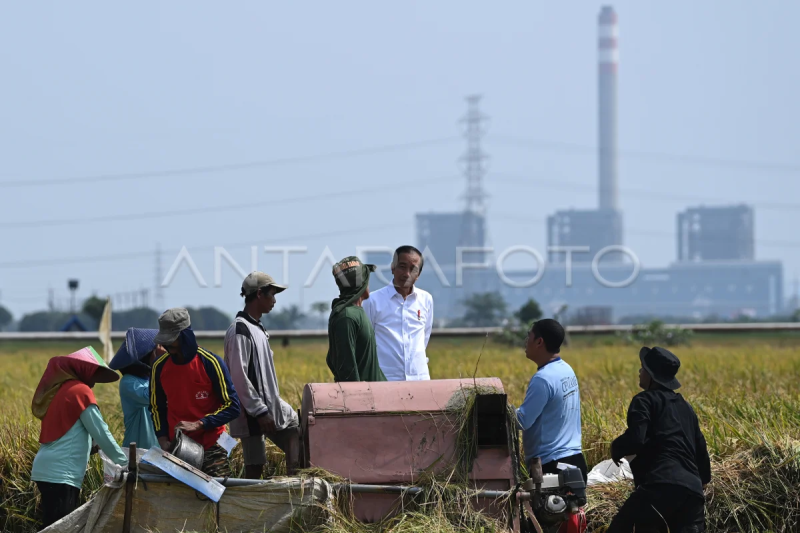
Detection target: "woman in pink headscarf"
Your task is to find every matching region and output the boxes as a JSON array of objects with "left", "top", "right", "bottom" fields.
[{"left": 30, "top": 346, "right": 128, "bottom": 528}]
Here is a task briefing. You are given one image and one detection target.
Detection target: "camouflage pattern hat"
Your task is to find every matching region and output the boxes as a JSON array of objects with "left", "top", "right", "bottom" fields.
[{"left": 332, "top": 256, "right": 377, "bottom": 291}]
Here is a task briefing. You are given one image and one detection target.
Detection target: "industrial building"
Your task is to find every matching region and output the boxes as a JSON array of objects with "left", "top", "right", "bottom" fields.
[
  {"left": 597, "top": 5, "right": 619, "bottom": 212},
  {"left": 412, "top": 260, "right": 783, "bottom": 324},
  {"left": 547, "top": 209, "right": 624, "bottom": 263},
  {"left": 545, "top": 6, "right": 624, "bottom": 265},
  {"left": 416, "top": 212, "right": 486, "bottom": 266},
  {"left": 403, "top": 6, "right": 785, "bottom": 324},
  {"left": 677, "top": 205, "right": 755, "bottom": 262}
]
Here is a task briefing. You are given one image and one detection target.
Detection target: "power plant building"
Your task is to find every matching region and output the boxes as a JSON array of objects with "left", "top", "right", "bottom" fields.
[
  {"left": 677, "top": 205, "right": 755, "bottom": 262},
  {"left": 407, "top": 6, "right": 785, "bottom": 324},
  {"left": 416, "top": 212, "right": 486, "bottom": 266},
  {"left": 547, "top": 209, "right": 624, "bottom": 263},
  {"left": 415, "top": 259, "right": 782, "bottom": 324},
  {"left": 546, "top": 6, "right": 624, "bottom": 264},
  {"left": 597, "top": 5, "right": 619, "bottom": 211}
]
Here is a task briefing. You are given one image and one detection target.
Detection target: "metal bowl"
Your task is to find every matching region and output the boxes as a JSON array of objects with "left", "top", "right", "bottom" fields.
[{"left": 170, "top": 429, "right": 204, "bottom": 471}]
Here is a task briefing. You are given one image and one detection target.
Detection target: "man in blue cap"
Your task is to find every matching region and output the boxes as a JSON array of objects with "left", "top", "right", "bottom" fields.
[
  {"left": 109, "top": 328, "right": 165, "bottom": 450},
  {"left": 607, "top": 346, "right": 711, "bottom": 533}
]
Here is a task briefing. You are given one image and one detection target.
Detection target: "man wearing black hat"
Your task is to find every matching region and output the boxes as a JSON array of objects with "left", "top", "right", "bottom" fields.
[
  {"left": 326, "top": 256, "right": 387, "bottom": 382},
  {"left": 607, "top": 346, "right": 711, "bottom": 533}
]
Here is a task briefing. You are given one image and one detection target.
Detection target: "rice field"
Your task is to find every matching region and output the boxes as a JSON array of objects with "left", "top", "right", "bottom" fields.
[{"left": 2, "top": 333, "right": 800, "bottom": 532}]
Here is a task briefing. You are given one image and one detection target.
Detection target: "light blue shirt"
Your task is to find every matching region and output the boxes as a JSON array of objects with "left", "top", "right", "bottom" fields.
[
  {"left": 119, "top": 374, "right": 159, "bottom": 450},
  {"left": 516, "top": 358, "right": 582, "bottom": 465},
  {"left": 31, "top": 405, "right": 128, "bottom": 489}
]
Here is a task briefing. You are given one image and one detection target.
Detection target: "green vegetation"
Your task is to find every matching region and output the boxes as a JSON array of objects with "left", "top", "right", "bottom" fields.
[
  {"left": 459, "top": 292, "right": 508, "bottom": 327},
  {"left": 617, "top": 319, "right": 693, "bottom": 346},
  {"left": 0, "top": 305, "right": 13, "bottom": 331},
  {"left": 81, "top": 296, "right": 107, "bottom": 323},
  {"left": 1, "top": 335, "right": 800, "bottom": 531},
  {"left": 496, "top": 298, "right": 544, "bottom": 347}
]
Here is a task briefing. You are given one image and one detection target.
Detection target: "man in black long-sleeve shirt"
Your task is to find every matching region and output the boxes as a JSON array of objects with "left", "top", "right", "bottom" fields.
[{"left": 607, "top": 346, "right": 711, "bottom": 533}]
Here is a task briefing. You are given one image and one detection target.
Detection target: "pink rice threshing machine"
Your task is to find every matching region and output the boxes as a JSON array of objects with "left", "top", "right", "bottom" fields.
[{"left": 300, "top": 377, "right": 586, "bottom": 533}]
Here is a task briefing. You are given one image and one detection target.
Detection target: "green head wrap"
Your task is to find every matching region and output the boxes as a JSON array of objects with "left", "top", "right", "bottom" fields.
[{"left": 329, "top": 256, "right": 377, "bottom": 318}]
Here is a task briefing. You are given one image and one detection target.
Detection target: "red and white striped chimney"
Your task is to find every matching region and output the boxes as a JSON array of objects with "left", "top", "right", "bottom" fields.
[{"left": 598, "top": 6, "right": 618, "bottom": 211}]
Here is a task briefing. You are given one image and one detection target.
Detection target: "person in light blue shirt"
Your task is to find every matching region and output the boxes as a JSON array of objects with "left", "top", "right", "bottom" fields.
[
  {"left": 516, "top": 319, "right": 587, "bottom": 482},
  {"left": 31, "top": 347, "right": 129, "bottom": 528},
  {"left": 31, "top": 405, "right": 128, "bottom": 489},
  {"left": 109, "top": 328, "right": 164, "bottom": 450}
]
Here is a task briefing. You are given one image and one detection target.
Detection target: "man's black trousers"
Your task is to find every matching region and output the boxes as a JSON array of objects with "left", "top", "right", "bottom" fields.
[{"left": 606, "top": 483, "right": 705, "bottom": 533}]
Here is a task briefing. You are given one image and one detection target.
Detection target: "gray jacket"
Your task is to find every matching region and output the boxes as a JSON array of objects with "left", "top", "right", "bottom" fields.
[{"left": 224, "top": 312, "right": 297, "bottom": 438}]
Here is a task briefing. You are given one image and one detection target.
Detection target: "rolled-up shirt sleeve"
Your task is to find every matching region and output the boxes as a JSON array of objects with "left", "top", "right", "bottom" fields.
[{"left": 516, "top": 375, "right": 551, "bottom": 431}]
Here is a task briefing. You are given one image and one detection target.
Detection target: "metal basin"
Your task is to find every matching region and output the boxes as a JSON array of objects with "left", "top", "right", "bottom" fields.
[{"left": 171, "top": 429, "right": 204, "bottom": 471}]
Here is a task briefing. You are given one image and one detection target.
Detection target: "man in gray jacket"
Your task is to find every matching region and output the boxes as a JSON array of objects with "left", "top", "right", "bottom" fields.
[{"left": 224, "top": 271, "right": 300, "bottom": 478}]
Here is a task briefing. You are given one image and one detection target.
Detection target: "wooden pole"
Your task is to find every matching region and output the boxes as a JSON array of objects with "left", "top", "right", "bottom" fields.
[{"left": 122, "top": 443, "right": 137, "bottom": 533}]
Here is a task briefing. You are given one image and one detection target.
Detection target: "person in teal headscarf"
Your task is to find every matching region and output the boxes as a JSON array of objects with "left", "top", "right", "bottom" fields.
[{"left": 109, "top": 328, "right": 164, "bottom": 449}]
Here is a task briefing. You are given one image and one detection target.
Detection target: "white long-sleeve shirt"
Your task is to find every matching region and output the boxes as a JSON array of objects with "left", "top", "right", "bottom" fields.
[{"left": 363, "top": 284, "right": 433, "bottom": 381}]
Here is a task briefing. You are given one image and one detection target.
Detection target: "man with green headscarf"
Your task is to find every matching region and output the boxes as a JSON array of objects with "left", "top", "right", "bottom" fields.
[{"left": 327, "top": 256, "right": 387, "bottom": 382}]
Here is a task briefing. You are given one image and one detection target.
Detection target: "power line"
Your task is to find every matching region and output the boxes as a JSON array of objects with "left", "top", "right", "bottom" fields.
[
  {"left": 0, "top": 175, "right": 460, "bottom": 229},
  {"left": 0, "top": 136, "right": 460, "bottom": 189},
  {"left": 2, "top": 131, "right": 798, "bottom": 192},
  {"left": 6, "top": 169, "right": 791, "bottom": 231},
  {"left": 6, "top": 133, "right": 797, "bottom": 191},
  {"left": 492, "top": 174, "right": 800, "bottom": 212},
  {"left": 0, "top": 294, "right": 48, "bottom": 304},
  {"left": 0, "top": 223, "right": 405, "bottom": 270},
  {"left": 14, "top": 213, "right": 785, "bottom": 274},
  {"left": 494, "top": 214, "right": 800, "bottom": 249},
  {"left": 491, "top": 136, "right": 800, "bottom": 176}
]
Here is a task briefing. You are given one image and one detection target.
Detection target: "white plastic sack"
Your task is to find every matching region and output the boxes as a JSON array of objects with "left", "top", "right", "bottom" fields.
[
  {"left": 99, "top": 446, "right": 147, "bottom": 487},
  {"left": 587, "top": 458, "right": 634, "bottom": 486}
]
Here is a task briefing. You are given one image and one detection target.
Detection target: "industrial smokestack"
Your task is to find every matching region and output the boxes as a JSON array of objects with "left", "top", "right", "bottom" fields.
[{"left": 598, "top": 6, "right": 618, "bottom": 211}]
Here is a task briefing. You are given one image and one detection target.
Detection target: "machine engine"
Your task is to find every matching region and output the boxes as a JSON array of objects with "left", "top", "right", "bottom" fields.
[{"left": 522, "top": 468, "right": 587, "bottom": 533}]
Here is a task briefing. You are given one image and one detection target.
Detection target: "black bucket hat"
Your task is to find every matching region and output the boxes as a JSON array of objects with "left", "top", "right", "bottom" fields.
[{"left": 639, "top": 346, "right": 681, "bottom": 390}]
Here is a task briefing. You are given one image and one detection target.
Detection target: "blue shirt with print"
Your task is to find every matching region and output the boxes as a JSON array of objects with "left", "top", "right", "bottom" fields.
[{"left": 516, "top": 358, "right": 582, "bottom": 465}]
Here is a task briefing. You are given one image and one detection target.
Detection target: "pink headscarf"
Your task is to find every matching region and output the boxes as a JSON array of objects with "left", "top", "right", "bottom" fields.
[{"left": 31, "top": 347, "right": 119, "bottom": 443}]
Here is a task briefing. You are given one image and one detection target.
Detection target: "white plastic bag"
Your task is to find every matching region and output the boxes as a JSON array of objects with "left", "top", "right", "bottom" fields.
[
  {"left": 217, "top": 432, "right": 239, "bottom": 457},
  {"left": 587, "top": 457, "right": 634, "bottom": 486},
  {"left": 99, "top": 446, "right": 147, "bottom": 487}
]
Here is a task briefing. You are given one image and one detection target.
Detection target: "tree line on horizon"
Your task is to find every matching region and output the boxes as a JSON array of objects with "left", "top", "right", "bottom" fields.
[{"left": 1, "top": 293, "right": 799, "bottom": 332}]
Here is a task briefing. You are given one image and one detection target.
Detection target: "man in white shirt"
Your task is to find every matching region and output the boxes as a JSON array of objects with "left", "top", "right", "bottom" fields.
[{"left": 363, "top": 245, "right": 433, "bottom": 381}]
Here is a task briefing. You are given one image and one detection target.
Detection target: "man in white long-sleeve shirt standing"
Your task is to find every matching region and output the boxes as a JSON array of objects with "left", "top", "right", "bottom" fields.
[
  {"left": 363, "top": 245, "right": 434, "bottom": 381},
  {"left": 224, "top": 271, "right": 300, "bottom": 479}
]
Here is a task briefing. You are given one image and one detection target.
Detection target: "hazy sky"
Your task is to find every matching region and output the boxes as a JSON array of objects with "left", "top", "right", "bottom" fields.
[{"left": 2, "top": 1, "right": 800, "bottom": 319}]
